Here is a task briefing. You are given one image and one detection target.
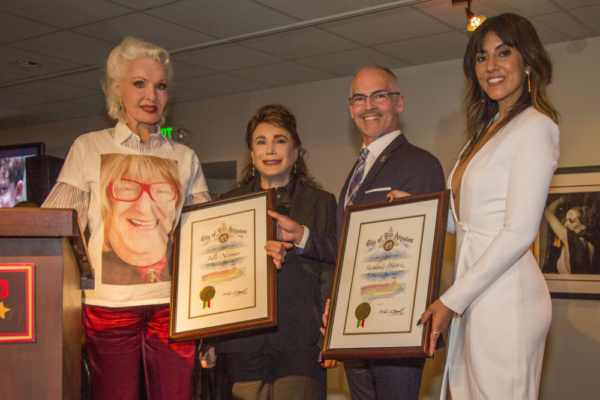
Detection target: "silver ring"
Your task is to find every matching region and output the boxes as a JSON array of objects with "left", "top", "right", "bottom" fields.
[{"left": 432, "top": 329, "right": 441, "bottom": 336}]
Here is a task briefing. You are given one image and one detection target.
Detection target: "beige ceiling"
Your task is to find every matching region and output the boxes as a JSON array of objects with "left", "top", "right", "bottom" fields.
[{"left": 1, "top": 0, "right": 599, "bottom": 130}]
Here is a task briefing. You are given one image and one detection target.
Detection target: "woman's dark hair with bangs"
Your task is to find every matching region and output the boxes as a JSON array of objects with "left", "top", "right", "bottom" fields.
[
  {"left": 462, "top": 13, "right": 558, "bottom": 159},
  {"left": 238, "top": 104, "right": 322, "bottom": 189}
]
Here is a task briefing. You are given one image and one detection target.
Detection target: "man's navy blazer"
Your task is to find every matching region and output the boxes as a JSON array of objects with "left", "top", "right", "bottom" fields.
[{"left": 303, "top": 133, "right": 446, "bottom": 264}]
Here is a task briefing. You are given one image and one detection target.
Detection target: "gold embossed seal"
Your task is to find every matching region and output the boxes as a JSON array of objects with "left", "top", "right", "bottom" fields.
[
  {"left": 355, "top": 302, "right": 371, "bottom": 321},
  {"left": 200, "top": 286, "right": 216, "bottom": 302}
]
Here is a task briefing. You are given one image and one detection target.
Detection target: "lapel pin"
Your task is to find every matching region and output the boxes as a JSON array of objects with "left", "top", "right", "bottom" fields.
[{"left": 379, "top": 155, "right": 387, "bottom": 163}]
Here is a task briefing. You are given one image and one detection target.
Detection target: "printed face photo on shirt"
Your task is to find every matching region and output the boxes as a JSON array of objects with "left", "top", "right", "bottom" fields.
[{"left": 100, "top": 154, "right": 182, "bottom": 285}]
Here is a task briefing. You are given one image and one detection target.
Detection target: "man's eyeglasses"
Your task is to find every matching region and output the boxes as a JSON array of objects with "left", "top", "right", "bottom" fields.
[
  {"left": 349, "top": 90, "right": 400, "bottom": 106},
  {"left": 109, "top": 179, "right": 178, "bottom": 203}
]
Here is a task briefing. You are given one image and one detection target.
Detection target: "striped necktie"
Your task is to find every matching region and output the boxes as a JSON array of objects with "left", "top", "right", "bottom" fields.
[{"left": 346, "top": 148, "right": 369, "bottom": 206}]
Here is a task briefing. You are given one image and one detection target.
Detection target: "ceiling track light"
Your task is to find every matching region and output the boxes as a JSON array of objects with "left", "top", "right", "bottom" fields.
[{"left": 452, "top": 0, "right": 486, "bottom": 31}]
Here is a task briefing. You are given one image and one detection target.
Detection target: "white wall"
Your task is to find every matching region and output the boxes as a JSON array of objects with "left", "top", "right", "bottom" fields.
[
  {"left": 167, "top": 56, "right": 468, "bottom": 196},
  {"left": 536, "top": 37, "right": 600, "bottom": 400},
  {"left": 1, "top": 36, "right": 599, "bottom": 400}
]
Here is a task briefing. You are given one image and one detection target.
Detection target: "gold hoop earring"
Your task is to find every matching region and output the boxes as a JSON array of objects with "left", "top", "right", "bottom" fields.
[
  {"left": 117, "top": 95, "right": 123, "bottom": 104},
  {"left": 526, "top": 71, "right": 531, "bottom": 93},
  {"left": 252, "top": 164, "right": 255, "bottom": 177}
]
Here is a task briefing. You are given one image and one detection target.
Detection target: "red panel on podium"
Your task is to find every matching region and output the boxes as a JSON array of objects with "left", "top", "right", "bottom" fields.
[
  {"left": 0, "top": 263, "right": 35, "bottom": 343},
  {"left": 0, "top": 209, "right": 89, "bottom": 400}
]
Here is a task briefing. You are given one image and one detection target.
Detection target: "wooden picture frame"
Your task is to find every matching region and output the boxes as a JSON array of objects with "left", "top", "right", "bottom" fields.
[
  {"left": 535, "top": 166, "right": 600, "bottom": 299},
  {"left": 169, "top": 190, "right": 277, "bottom": 341},
  {"left": 322, "top": 190, "right": 449, "bottom": 359}
]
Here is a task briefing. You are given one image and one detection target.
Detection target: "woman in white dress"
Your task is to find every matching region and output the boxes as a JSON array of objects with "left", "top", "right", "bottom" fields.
[{"left": 419, "top": 13, "right": 560, "bottom": 399}]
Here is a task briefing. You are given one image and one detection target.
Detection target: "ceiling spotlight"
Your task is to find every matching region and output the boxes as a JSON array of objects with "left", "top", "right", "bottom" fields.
[{"left": 464, "top": 0, "right": 485, "bottom": 32}]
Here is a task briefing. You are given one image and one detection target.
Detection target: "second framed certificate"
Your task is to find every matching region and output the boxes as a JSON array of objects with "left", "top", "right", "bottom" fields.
[
  {"left": 322, "top": 190, "right": 449, "bottom": 359},
  {"left": 169, "top": 190, "right": 276, "bottom": 342}
]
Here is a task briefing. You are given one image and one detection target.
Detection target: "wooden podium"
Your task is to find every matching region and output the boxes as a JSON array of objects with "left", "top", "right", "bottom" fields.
[{"left": 0, "top": 208, "right": 92, "bottom": 400}]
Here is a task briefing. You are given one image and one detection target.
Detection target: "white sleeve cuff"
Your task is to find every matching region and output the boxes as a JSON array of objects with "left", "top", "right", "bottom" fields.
[{"left": 295, "top": 226, "right": 310, "bottom": 249}]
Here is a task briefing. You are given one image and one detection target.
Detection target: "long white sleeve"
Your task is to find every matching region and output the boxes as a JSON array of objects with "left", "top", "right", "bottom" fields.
[{"left": 441, "top": 111, "right": 559, "bottom": 314}]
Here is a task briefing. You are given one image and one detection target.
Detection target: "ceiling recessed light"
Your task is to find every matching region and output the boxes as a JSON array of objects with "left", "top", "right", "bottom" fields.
[{"left": 15, "top": 60, "right": 42, "bottom": 68}]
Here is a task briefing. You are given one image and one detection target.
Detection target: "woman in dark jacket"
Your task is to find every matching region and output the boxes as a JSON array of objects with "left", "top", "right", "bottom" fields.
[{"left": 216, "top": 104, "right": 336, "bottom": 400}]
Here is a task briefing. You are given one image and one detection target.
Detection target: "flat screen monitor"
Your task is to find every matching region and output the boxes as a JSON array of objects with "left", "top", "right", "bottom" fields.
[{"left": 0, "top": 142, "right": 45, "bottom": 207}]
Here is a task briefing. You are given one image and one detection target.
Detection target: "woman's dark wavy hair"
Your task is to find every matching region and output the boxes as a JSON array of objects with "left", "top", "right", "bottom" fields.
[
  {"left": 238, "top": 104, "right": 322, "bottom": 189},
  {"left": 462, "top": 13, "right": 559, "bottom": 159}
]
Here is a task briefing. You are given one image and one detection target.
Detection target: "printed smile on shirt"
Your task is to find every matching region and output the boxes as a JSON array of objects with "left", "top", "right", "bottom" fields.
[{"left": 107, "top": 178, "right": 177, "bottom": 266}]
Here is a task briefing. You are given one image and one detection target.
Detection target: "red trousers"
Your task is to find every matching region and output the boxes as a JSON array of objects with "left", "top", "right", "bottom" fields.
[{"left": 83, "top": 304, "right": 196, "bottom": 400}]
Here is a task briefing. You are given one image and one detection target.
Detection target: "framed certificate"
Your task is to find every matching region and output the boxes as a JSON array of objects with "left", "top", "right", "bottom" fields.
[
  {"left": 169, "top": 190, "right": 277, "bottom": 341},
  {"left": 322, "top": 191, "right": 449, "bottom": 359}
]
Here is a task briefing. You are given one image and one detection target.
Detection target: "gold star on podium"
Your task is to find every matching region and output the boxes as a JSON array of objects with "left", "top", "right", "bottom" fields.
[{"left": 0, "top": 301, "right": 10, "bottom": 319}]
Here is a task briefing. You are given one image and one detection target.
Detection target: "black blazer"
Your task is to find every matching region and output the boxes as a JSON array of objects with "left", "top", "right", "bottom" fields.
[
  {"left": 303, "top": 133, "right": 446, "bottom": 264},
  {"left": 219, "top": 177, "right": 337, "bottom": 353}
]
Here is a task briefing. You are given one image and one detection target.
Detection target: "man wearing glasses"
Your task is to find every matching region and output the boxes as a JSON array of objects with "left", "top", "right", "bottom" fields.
[
  {"left": 270, "top": 64, "right": 445, "bottom": 399},
  {"left": 340, "top": 63, "right": 445, "bottom": 400}
]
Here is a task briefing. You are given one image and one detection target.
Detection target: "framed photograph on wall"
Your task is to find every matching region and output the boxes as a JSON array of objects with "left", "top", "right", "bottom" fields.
[
  {"left": 321, "top": 190, "right": 449, "bottom": 359},
  {"left": 535, "top": 166, "right": 600, "bottom": 299},
  {"left": 169, "top": 190, "right": 277, "bottom": 341}
]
